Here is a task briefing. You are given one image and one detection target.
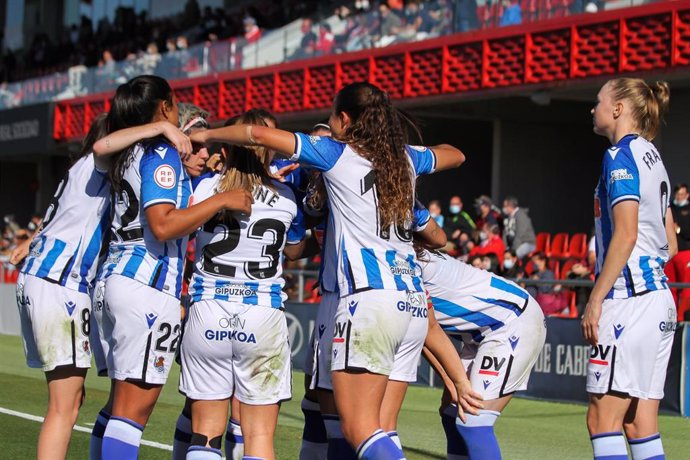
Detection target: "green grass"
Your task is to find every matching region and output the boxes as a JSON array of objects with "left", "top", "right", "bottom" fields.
[{"left": 0, "top": 333, "right": 688, "bottom": 459}]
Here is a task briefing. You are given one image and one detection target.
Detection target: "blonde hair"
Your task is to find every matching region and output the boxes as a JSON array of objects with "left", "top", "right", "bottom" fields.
[
  {"left": 216, "top": 111, "right": 274, "bottom": 194},
  {"left": 608, "top": 78, "right": 670, "bottom": 140}
]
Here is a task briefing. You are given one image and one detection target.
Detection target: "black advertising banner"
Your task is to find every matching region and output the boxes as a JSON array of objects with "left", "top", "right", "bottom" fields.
[{"left": 0, "top": 103, "right": 54, "bottom": 155}]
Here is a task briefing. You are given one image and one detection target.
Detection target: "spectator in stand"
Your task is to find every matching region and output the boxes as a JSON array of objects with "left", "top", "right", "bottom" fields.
[
  {"left": 587, "top": 234, "right": 596, "bottom": 268},
  {"left": 444, "top": 195, "right": 475, "bottom": 251},
  {"left": 27, "top": 214, "right": 42, "bottom": 233},
  {"left": 290, "top": 18, "right": 318, "bottom": 61},
  {"left": 468, "top": 223, "right": 506, "bottom": 265},
  {"left": 378, "top": 2, "right": 404, "bottom": 46},
  {"left": 468, "top": 255, "right": 483, "bottom": 268},
  {"left": 454, "top": 0, "right": 479, "bottom": 32},
  {"left": 529, "top": 252, "right": 566, "bottom": 315},
  {"left": 428, "top": 200, "right": 444, "bottom": 228},
  {"left": 501, "top": 249, "right": 524, "bottom": 278},
  {"left": 315, "top": 23, "right": 335, "bottom": 56},
  {"left": 565, "top": 261, "right": 593, "bottom": 316},
  {"left": 668, "top": 183, "right": 690, "bottom": 316},
  {"left": 139, "top": 42, "right": 161, "bottom": 75},
  {"left": 502, "top": 195, "right": 536, "bottom": 259},
  {"left": 499, "top": 0, "right": 522, "bottom": 26},
  {"left": 474, "top": 195, "right": 501, "bottom": 234},
  {"left": 243, "top": 16, "right": 262, "bottom": 43}
]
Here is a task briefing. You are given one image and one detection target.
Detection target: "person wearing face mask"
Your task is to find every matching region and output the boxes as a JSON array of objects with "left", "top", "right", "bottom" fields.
[
  {"left": 445, "top": 195, "right": 475, "bottom": 250},
  {"left": 501, "top": 250, "right": 523, "bottom": 278},
  {"left": 667, "top": 183, "right": 690, "bottom": 316},
  {"left": 467, "top": 223, "right": 505, "bottom": 266},
  {"left": 502, "top": 196, "right": 536, "bottom": 260},
  {"left": 428, "top": 200, "right": 445, "bottom": 228}
]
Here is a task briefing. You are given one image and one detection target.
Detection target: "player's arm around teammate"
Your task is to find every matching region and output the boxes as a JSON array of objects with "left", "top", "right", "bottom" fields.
[{"left": 583, "top": 78, "right": 674, "bottom": 460}]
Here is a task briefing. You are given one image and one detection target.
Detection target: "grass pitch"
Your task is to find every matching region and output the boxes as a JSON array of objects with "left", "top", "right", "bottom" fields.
[{"left": 0, "top": 334, "right": 688, "bottom": 459}]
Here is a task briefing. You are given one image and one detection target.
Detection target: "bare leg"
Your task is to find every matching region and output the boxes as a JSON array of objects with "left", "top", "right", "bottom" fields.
[
  {"left": 380, "top": 380, "right": 408, "bottom": 432},
  {"left": 38, "top": 366, "right": 87, "bottom": 460},
  {"left": 110, "top": 380, "right": 163, "bottom": 426},
  {"left": 240, "top": 402, "right": 280, "bottom": 460},
  {"left": 332, "top": 370, "right": 388, "bottom": 448}
]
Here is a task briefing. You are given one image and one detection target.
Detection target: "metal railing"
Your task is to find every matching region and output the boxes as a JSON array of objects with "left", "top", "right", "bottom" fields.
[{"left": 0, "top": 0, "right": 657, "bottom": 110}]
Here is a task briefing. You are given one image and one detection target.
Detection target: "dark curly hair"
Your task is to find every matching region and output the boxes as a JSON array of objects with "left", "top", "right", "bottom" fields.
[{"left": 334, "top": 82, "right": 417, "bottom": 229}]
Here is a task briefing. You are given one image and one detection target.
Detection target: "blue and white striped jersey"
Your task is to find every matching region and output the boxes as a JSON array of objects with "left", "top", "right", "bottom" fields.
[
  {"left": 594, "top": 134, "right": 671, "bottom": 299},
  {"left": 103, "top": 141, "right": 192, "bottom": 299},
  {"left": 189, "top": 174, "right": 305, "bottom": 308},
  {"left": 22, "top": 154, "right": 111, "bottom": 294},
  {"left": 419, "top": 250, "right": 530, "bottom": 342},
  {"left": 291, "top": 134, "right": 435, "bottom": 296}
]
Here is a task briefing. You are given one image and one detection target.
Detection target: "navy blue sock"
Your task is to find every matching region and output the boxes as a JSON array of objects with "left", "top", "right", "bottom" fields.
[
  {"left": 455, "top": 410, "right": 501, "bottom": 460},
  {"left": 101, "top": 416, "right": 144, "bottom": 460},
  {"left": 300, "top": 398, "right": 328, "bottom": 459},
  {"left": 356, "top": 429, "right": 405, "bottom": 460},
  {"left": 323, "top": 414, "right": 357, "bottom": 460},
  {"left": 89, "top": 409, "right": 110, "bottom": 460},
  {"left": 442, "top": 405, "right": 469, "bottom": 459}
]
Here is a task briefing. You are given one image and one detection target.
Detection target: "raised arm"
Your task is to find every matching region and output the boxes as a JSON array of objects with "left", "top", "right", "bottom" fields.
[
  {"left": 92, "top": 121, "right": 192, "bottom": 169},
  {"left": 430, "top": 144, "right": 465, "bottom": 171},
  {"left": 192, "top": 125, "right": 297, "bottom": 157}
]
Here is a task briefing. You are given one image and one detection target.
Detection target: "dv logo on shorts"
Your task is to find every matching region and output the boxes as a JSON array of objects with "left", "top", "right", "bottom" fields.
[
  {"left": 65, "top": 301, "right": 76, "bottom": 316},
  {"left": 333, "top": 322, "right": 347, "bottom": 344},
  {"left": 589, "top": 344, "right": 612, "bottom": 366},
  {"left": 479, "top": 356, "right": 506, "bottom": 376}
]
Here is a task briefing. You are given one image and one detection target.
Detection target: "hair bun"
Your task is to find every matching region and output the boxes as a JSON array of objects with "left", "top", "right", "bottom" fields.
[{"left": 650, "top": 81, "right": 670, "bottom": 117}]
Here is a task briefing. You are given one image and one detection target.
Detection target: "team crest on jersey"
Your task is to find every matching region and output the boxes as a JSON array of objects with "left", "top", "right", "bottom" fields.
[
  {"left": 609, "top": 168, "right": 633, "bottom": 183},
  {"left": 153, "top": 355, "right": 166, "bottom": 373},
  {"left": 154, "top": 164, "right": 176, "bottom": 189},
  {"left": 309, "top": 135, "right": 320, "bottom": 145}
]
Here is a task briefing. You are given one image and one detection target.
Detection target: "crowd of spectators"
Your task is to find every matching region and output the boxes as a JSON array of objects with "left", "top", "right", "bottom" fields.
[
  {"left": 423, "top": 186, "right": 690, "bottom": 321},
  {"left": 0, "top": 0, "right": 623, "bottom": 109}
]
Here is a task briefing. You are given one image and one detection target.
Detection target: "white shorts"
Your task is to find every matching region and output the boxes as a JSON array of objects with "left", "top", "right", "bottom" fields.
[
  {"left": 179, "top": 299, "right": 292, "bottom": 404},
  {"left": 90, "top": 278, "right": 109, "bottom": 376},
  {"left": 389, "top": 295, "right": 429, "bottom": 383},
  {"left": 332, "top": 290, "right": 425, "bottom": 376},
  {"left": 307, "top": 292, "right": 339, "bottom": 391},
  {"left": 103, "top": 274, "right": 181, "bottom": 385},
  {"left": 16, "top": 273, "right": 92, "bottom": 372},
  {"left": 455, "top": 297, "right": 546, "bottom": 400},
  {"left": 586, "top": 290, "right": 676, "bottom": 399}
]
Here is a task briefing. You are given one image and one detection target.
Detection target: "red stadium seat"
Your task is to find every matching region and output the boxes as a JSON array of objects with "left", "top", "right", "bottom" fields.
[
  {"left": 524, "top": 259, "right": 535, "bottom": 276},
  {"left": 549, "top": 232, "right": 569, "bottom": 259},
  {"left": 548, "top": 259, "right": 560, "bottom": 279},
  {"left": 568, "top": 233, "right": 588, "bottom": 260},
  {"left": 533, "top": 232, "right": 551, "bottom": 256},
  {"left": 559, "top": 258, "right": 579, "bottom": 280}
]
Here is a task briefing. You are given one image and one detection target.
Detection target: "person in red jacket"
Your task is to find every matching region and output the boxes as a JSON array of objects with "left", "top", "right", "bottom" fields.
[{"left": 468, "top": 223, "right": 505, "bottom": 266}]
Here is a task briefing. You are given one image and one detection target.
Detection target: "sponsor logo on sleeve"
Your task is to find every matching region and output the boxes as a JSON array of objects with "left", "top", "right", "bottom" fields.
[{"left": 609, "top": 168, "right": 633, "bottom": 183}]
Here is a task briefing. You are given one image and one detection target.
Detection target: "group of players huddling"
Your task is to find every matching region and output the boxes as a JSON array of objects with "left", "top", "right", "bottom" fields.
[{"left": 11, "top": 73, "right": 675, "bottom": 460}]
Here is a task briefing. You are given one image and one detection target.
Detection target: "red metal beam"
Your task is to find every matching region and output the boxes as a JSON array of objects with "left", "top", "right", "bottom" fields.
[{"left": 54, "top": 1, "right": 690, "bottom": 141}]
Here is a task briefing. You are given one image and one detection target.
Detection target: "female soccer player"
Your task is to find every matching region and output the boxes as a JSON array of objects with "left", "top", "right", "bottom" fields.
[
  {"left": 12, "top": 110, "right": 190, "bottom": 460},
  {"left": 93, "top": 75, "right": 251, "bottom": 460},
  {"left": 418, "top": 246, "right": 546, "bottom": 460},
  {"left": 87, "top": 103, "right": 208, "bottom": 460},
  {"left": 191, "top": 81, "right": 464, "bottom": 459},
  {"left": 582, "top": 78, "right": 676, "bottom": 460},
  {"left": 178, "top": 110, "right": 306, "bottom": 460}
]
